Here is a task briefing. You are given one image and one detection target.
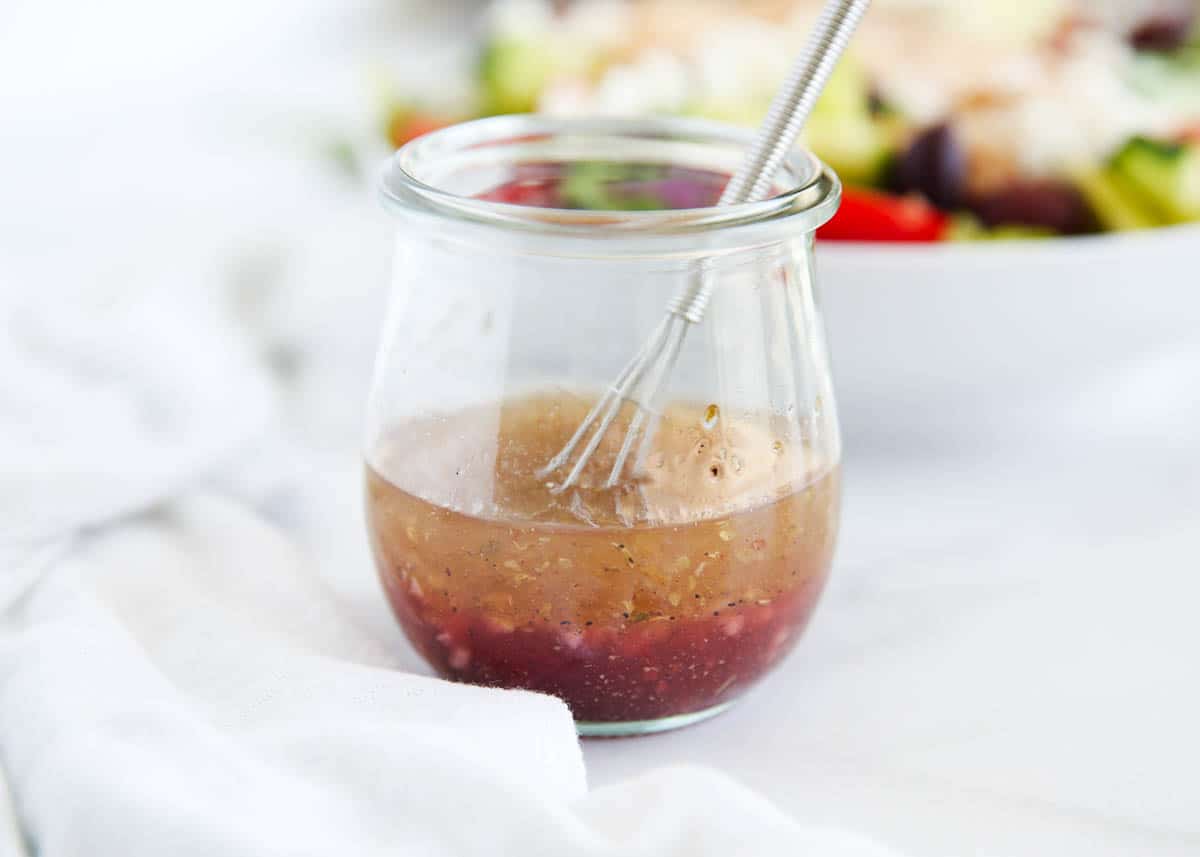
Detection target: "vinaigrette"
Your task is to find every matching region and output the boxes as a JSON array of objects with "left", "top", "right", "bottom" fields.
[{"left": 366, "top": 393, "right": 839, "bottom": 727}]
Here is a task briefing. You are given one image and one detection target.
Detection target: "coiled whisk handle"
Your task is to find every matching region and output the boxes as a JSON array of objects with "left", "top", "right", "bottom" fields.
[
  {"left": 720, "top": 0, "right": 872, "bottom": 207},
  {"left": 667, "top": 0, "right": 870, "bottom": 326}
]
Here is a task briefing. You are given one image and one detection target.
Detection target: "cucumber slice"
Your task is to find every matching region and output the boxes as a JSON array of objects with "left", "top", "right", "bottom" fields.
[
  {"left": 946, "top": 215, "right": 1054, "bottom": 241},
  {"left": 683, "top": 98, "right": 771, "bottom": 128},
  {"left": 812, "top": 55, "right": 871, "bottom": 120},
  {"left": 1073, "top": 168, "right": 1161, "bottom": 231},
  {"left": 691, "top": 55, "right": 891, "bottom": 185},
  {"left": 1111, "top": 136, "right": 1200, "bottom": 224},
  {"left": 803, "top": 112, "right": 893, "bottom": 185},
  {"left": 804, "top": 57, "right": 893, "bottom": 185},
  {"left": 478, "top": 38, "right": 558, "bottom": 115}
]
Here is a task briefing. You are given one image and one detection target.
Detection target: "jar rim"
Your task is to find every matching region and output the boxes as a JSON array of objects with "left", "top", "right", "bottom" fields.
[{"left": 379, "top": 115, "right": 841, "bottom": 253}]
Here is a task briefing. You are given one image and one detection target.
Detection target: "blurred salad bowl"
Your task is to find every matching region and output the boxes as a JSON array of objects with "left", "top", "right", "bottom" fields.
[
  {"left": 817, "top": 223, "right": 1200, "bottom": 446},
  {"left": 381, "top": 0, "right": 1200, "bottom": 240}
]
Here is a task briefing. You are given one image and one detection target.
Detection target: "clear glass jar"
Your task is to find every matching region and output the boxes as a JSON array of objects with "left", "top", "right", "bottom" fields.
[{"left": 365, "top": 116, "right": 842, "bottom": 736}]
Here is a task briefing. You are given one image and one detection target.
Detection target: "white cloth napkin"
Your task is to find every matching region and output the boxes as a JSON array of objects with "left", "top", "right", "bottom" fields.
[
  {"left": 0, "top": 288, "right": 900, "bottom": 857},
  {"left": 0, "top": 765, "right": 20, "bottom": 857}
]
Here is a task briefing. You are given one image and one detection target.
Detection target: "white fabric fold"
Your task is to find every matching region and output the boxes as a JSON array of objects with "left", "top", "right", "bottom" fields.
[{"left": 0, "top": 765, "right": 22, "bottom": 857}]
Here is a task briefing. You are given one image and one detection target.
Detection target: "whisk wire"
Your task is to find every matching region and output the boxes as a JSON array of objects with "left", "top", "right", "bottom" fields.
[
  {"left": 603, "top": 314, "right": 689, "bottom": 488},
  {"left": 538, "top": 314, "right": 671, "bottom": 480},
  {"left": 544, "top": 313, "right": 677, "bottom": 492}
]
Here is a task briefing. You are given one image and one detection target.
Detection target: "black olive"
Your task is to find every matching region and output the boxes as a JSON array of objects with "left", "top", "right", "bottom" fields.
[
  {"left": 1130, "top": 10, "right": 1196, "bottom": 52},
  {"left": 892, "top": 123, "right": 967, "bottom": 211},
  {"left": 967, "top": 180, "right": 1098, "bottom": 236}
]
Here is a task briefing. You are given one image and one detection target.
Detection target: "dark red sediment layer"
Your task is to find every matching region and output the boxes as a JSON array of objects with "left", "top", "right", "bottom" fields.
[{"left": 379, "top": 567, "right": 827, "bottom": 723}]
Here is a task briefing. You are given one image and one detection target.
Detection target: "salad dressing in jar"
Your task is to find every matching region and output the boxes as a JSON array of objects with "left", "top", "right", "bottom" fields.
[{"left": 367, "top": 116, "right": 843, "bottom": 735}]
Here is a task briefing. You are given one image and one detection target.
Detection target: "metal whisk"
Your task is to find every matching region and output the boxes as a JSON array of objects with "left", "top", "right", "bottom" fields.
[{"left": 540, "top": 0, "right": 871, "bottom": 493}]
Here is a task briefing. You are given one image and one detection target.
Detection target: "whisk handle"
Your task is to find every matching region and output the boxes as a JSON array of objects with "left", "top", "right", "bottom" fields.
[{"left": 719, "top": 0, "right": 871, "bottom": 207}]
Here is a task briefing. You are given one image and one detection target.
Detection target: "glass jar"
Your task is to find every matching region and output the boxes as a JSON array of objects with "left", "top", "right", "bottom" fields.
[{"left": 366, "top": 116, "right": 842, "bottom": 736}]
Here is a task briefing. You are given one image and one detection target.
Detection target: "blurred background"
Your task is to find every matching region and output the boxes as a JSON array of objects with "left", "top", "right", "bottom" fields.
[
  {"left": 3, "top": 0, "right": 1197, "bottom": 453},
  {"left": 5, "top": 0, "right": 1198, "bottom": 445}
]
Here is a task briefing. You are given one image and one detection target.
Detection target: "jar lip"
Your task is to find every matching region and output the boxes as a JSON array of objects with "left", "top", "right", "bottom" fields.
[{"left": 379, "top": 115, "right": 841, "bottom": 248}]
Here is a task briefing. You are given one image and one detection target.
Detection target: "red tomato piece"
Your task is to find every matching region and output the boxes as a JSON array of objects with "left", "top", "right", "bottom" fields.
[
  {"left": 475, "top": 178, "right": 562, "bottom": 208},
  {"left": 389, "top": 112, "right": 453, "bottom": 148},
  {"left": 818, "top": 187, "right": 951, "bottom": 243}
]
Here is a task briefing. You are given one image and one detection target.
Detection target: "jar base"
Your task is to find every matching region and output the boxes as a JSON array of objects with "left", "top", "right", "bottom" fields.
[{"left": 576, "top": 699, "right": 737, "bottom": 738}]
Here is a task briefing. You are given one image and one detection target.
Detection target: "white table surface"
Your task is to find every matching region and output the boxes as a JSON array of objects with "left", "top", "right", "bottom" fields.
[{"left": 288, "top": 408, "right": 1200, "bottom": 857}]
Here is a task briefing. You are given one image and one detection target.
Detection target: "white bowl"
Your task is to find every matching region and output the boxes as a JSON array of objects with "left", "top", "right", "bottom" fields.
[{"left": 816, "top": 224, "right": 1200, "bottom": 447}]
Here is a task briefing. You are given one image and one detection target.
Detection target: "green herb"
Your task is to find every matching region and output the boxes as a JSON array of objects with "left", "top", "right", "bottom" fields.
[{"left": 561, "top": 162, "right": 665, "bottom": 211}]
